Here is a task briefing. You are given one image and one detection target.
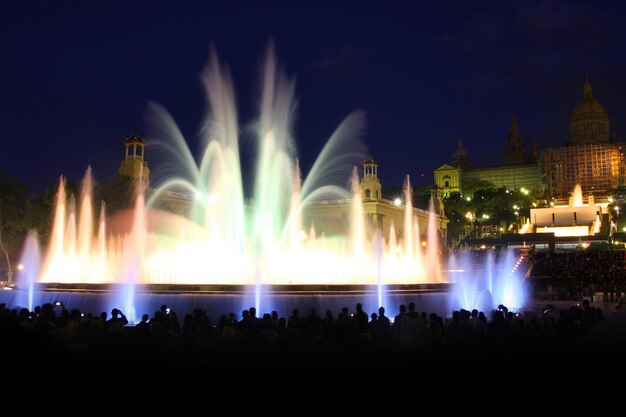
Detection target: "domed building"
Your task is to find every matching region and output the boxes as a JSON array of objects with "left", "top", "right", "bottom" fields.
[
  {"left": 434, "top": 78, "right": 625, "bottom": 201},
  {"left": 451, "top": 137, "right": 470, "bottom": 169},
  {"left": 542, "top": 78, "right": 624, "bottom": 199},
  {"left": 569, "top": 78, "right": 610, "bottom": 145}
]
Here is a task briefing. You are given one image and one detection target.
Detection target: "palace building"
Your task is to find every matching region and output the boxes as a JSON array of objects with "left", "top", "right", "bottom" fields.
[
  {"left": 541, "top": 79, "right": 625, "bottom": 199},
  {"left": 434, "top": 114, "right": 542, "bottom": 197},
  {"left": 434, "top": 78, "right": 624, "bottom": 201},
  {"left": 305, "top": 159, "right": 448, "bottom": 242}
]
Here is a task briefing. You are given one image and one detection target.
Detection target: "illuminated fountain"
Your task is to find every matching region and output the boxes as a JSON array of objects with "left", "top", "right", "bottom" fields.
[
  {"left": 5, "top": 46, "right": 528, "bottom": 319},
  {"left": 527, "top": 183, "right": 603, "bottom": 237},
  {"left": 3, "top": 49, "right": 523, "bottom": 321},
  {"left": 15, "top": 231, "right": 40, "bottom": 311},
  {"left": 449, "top": 248, "right": 528, "bottom": 313}
]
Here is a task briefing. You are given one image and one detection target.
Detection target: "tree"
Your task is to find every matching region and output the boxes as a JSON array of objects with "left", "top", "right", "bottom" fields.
[
  {"left": 0, "top": 172, "right": 29, "bottom": 283},
  {"left": 93, "top": 175, "right": 135, "bottom": 217},
  {"left": 461, "top": 178, "right": 495, "bottom": 197}
]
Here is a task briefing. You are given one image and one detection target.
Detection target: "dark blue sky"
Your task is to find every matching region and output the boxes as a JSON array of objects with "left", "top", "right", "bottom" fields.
[{"left": 2, "top": 1, "right": 626, "bottom": 194}]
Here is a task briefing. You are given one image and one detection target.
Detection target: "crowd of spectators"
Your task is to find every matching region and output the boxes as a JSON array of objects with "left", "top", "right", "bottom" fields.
[
  {"left": 529, "top": 250, "right": 626, "bottom": 301},
  {"left": 0, "top": 297, "right": 607, "bottom": 380}
]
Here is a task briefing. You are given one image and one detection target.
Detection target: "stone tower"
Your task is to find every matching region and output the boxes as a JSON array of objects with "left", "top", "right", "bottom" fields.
[
  {"left": 119, "top": 131, "right": 150, "bottom": 187},
  {"left": 361, "top": 159, "right": 382, "bottom": 201},
  {"left": 503, "top": 113, "right": 526, "bottom": 165}
]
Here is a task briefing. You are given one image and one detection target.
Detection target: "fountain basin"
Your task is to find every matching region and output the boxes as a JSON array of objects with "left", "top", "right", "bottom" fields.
[{"left": 0, "top": 285, "right": 453, "bottom": 323}]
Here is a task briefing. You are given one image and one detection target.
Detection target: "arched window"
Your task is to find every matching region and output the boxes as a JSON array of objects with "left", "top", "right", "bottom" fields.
[
  {"left": 374, "top": 190, "right": 379, "bottom": 199},
  {"left": 365, "top": 189, "right": 371, "bottom": 199}
]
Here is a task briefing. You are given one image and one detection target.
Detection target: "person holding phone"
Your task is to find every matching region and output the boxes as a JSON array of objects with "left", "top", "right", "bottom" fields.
[{"left": 107, "top": 308, "right": 128, "bottom": 327}]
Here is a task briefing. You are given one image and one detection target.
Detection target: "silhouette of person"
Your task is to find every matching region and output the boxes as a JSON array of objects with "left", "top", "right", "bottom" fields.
[{"left": 107, "top": 308, "right": 128, "bottom": 327}]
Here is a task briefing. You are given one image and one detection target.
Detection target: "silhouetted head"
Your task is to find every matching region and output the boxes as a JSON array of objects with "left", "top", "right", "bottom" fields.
[
  {"left": 356, "top": 303, "right": 363, "bottom": 312},
  {"left": 471, "top": 309, "right": 479, "bottom": 318},
  {"left": 371, "top": 312, "right": 377, "bottom": 321},
  {"left": 111, "top": 308, "right": 119, "bottom": 317},
  {"left": 249, "top": 307, "right": 257, "bottom": 317},
  {"left": 378, "top": 306, "right": 385, "bottom": 316},
  {"left": 142, "top": 314, "right": 149, "bottom": 323},
  {"left": 399, "top": 304, "right": 407, "bottom": 313},
  {"left": 408, "top": 302, "right": 416, "bottom": 312}
]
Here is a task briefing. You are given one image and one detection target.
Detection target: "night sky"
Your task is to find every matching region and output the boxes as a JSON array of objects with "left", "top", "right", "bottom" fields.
[{"left": 2, "top": 1, "right": 626, "bottom": 195}]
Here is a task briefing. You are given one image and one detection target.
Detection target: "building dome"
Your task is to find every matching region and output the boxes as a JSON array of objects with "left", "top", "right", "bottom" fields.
[
  {"left": 451, "top": 138, "right": 469, "bottom": 169},
  {"left": 569, "top": 78, "right": 610, "bottom": 145}
]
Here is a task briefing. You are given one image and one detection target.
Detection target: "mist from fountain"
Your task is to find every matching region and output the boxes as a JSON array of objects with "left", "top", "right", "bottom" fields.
[
  {"left": 15, "top": 231, "right": 40, "bottom": 311},
  {"left": 450, "top": 248, "right": 528, "bottom": 313}
]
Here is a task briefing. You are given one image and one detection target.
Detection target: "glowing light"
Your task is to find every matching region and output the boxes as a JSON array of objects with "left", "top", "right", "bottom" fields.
[
  {"left": 482, "top": 214, "right": 489, "bottom": 219},
  {"left": 480, "top": 245, "right": 486, "bottom": 249},
  {"left": 466, "top": 197, "right": 471, "bottom": 202},
  {"left": 536, "top": 226, "right": 590, "bottom": 237},
  {"left": 393, "top": 198, "right": 402, "bottom": 207},
  {"left": 16, "top": 264, "right": 24, "bottom": 271}
]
